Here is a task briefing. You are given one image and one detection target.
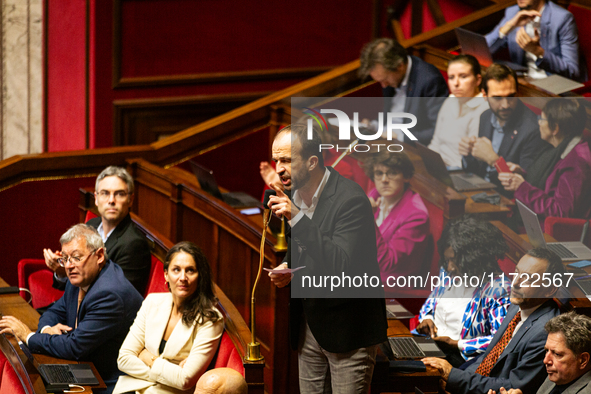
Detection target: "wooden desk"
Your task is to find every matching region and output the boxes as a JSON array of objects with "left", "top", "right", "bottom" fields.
[
  {"left": 0, "top": 278, "right": 105, "bottom": 394},
  {"left": 371, "top": 320, "right": 441, "bottom": 394}
]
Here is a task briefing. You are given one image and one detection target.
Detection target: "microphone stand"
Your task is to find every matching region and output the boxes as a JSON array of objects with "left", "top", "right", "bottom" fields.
[{"left": 246, "top": 202, "right": 272, "bottom": 362}]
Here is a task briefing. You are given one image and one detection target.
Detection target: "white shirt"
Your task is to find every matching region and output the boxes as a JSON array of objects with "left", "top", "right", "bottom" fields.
[
  {"left": 428, "top": 94, "right": 489, "bottom": 167},
  {"left": 507, "top": 302, "right": 544, "bottom": 347},
  {"left": 424, "top": 284, "right": 476, "bottom": 341},
  {"left": 290, "top": 168, "right": 331, "bottom": 226},
  {"left": 96, "top": 221, "right": 116, "bottom": 243}
]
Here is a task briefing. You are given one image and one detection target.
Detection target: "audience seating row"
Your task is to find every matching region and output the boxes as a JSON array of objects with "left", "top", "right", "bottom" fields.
[{"left": 16, "top": 210, "right": 251, "bottom": 387}]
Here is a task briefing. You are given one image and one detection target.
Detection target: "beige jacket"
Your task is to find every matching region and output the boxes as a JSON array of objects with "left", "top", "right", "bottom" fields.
[{"left": 113, "top": 293, "right": 223, "bottom": 394}]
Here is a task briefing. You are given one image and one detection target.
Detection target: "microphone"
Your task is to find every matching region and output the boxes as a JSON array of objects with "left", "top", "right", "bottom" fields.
[{"left": 263, "top": 189, "right": 276, "bottom": 210}]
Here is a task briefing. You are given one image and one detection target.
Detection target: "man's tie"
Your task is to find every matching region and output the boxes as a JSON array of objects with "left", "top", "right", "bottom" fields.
[
  {"left": 475, "top": 311, "right": 522, "bottom": 376},
  {"left": 75, "top": 288, "right": 87, "bottom": 329}
]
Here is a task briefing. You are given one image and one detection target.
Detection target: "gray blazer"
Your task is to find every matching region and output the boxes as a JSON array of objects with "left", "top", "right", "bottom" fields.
[{"left": 536, "top": 370, "right": 591, "bottom": 394}]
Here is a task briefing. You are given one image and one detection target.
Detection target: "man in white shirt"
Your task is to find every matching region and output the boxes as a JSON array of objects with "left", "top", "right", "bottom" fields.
[
  {"left": 43, "top": 166, "right": 151, "bottom": 295},
  {"left": 359, "top": 38, "right": 448, "bottom": 145}
]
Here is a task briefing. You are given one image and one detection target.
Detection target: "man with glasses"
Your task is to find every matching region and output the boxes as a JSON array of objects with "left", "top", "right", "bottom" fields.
[
  {"left": 44, "top": 166, "right": 151, "bottom": 295},
  {"left": 0, "top": 224, "right": 143, "bottom": 393},
  {"left": 459, "top": 64, "right": 547, "bottom": 192}
]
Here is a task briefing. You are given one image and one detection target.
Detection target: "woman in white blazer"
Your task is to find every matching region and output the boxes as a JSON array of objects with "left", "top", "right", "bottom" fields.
[{"left": 114, "top": 242, "right": 224, "bottom": 394}]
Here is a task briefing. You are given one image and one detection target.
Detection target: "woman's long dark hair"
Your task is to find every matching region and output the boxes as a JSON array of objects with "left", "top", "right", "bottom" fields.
[{"left": 164, "top": 241, "right": 220, "bottom": 326}]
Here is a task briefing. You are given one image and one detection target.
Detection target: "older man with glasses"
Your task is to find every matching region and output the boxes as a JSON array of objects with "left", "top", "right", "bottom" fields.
[
  {"left": 0, "top": 224, "right": 143, "bottom": 394},
  {"left": 43, "top": 166, "right": 151, "bottom": 295}
]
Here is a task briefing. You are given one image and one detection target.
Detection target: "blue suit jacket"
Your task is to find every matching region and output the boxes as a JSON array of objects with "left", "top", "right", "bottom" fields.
[
  {"left": 383, "top": 56, "right": 448, "bottom": 146},
  {"left": 29, "top": 261, "right": 143, "bottom": 389},
  {"left": 486, "top": 2, "right": 587, "bottom": 82},
  {"left": 447, "top": 300, "right": 560, "bottom": 394}
]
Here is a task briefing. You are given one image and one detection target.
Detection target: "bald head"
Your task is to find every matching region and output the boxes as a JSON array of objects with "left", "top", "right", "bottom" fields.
[{"left": 195, "top": 368, "right": 247, "bottom": 394}]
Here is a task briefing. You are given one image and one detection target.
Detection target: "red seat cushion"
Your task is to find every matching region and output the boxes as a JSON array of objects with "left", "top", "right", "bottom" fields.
[
  {"left": 145, "top": 256, "right": 168, "bottom": 296},
  {"left": 28, "top": 270, "right": 64, "bottom": 309},
  {"left": 544, "top": 217, "right": 590, "bottom": 247},
  {"left": 210, "top": 331, "right": 245, "bottom": 376},
  {"left": 0, "top": 355, "right": 27, "bottom": 394}
]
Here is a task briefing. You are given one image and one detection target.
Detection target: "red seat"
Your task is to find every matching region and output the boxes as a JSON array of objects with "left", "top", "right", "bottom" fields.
[
  {"left": 544, "top": 216, "right": 591, "bottom": 247},
  {"left": 209, "top": 331, "right": 245, "bottom": 375},
  {"left": 569, "top": 4, "right": 591, "bottom": 95},
  {"left": 144, "top": 256, "right": 168, "bottom": 296},
  {"left": 0, "top": 347, "right": 28, "bottom": 394},
  {"left": 17, "top": 259, "right": 63, "bottom": 309}
]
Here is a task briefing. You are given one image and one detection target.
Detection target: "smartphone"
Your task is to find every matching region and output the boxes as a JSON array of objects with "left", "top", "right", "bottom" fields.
[
  {"left": 494, "top": 157, "right": 511, "bottom": 173},
  {"left": 568, "top": 260, "right": 591, "bottom": 269}
]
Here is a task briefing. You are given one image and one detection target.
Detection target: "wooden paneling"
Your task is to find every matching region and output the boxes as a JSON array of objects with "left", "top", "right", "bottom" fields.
[{"left": 113, "top": 92, "right": 269, "bottom": 146}]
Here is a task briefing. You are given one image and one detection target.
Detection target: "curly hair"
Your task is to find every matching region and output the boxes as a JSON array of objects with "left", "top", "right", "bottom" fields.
[
  {"left": 437, "top": 215, "right": 508, "bottom": 277},
  {"left": 545, "top": 311, "right": 591, "bottom": 356},
  {"left": 360, "top": 151, "right": 415, "bottom": 180},
  {"left": 164, "top": 241, "right": 220, "bottom": 326}
]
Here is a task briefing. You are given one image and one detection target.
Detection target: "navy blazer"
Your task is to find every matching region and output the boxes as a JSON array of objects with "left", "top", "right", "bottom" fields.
[
  {"left": 30, "top": 261, "right": 143, "bottom": 389},
  {"left": 462, "top": 100, "right": 549, "bottom": 188},
  {"left": 486, "top": 1, "right": 586, "bottom": 82},
  {"left": 382, "top": 55, "right": 448, "bottom": 146},
  {"left": 286, "top": 167, "right": 388, "bottom": 353},
  {"left": 53, "top": 214, "right": 151, "bottom": 295},
  {"left": 447, "top": 300, "right": 560, "bottom": 394}
]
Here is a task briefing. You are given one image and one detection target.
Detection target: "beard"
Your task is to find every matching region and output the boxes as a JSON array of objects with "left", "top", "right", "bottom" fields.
[{"left": 291, "top": 169, "right": 311, "bottom": 191}]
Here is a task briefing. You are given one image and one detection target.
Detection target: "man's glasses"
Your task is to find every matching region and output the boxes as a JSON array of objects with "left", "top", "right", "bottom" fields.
[
  {"left": 58, "top": 250, "right": 97, "bottom": 267},
  {"left": 95, "top": 190, "right": 128, "bottom": 201}
]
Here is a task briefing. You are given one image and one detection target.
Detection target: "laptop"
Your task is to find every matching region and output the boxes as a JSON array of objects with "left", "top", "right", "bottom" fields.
[
  {"left": 386, "top": 299, "right": 415, "bottom": 320},
  {"left": 387, "top": 336, "right": 445, "bottom": 359},
  {"left": 0, "top": 334, "right": 34, "bottom": 394},
  {"left": 516, "top": 199, "right": 591, "bottom": 261},
  {"left": 415, "top": 143, "right": 497, "bottom": 191},
  {"left": 18, "top": 340, "right": 99, "bottom": 390},
  {"left": 455, "top": 27, "right": 528, "bottom": 73},
  {"left": 189, "top": 160, "right": 263, "bottom": 208}
]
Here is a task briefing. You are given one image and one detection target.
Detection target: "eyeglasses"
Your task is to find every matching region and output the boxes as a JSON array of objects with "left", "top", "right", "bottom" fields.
[
  {"left": 374, "top": 170, "right": 401, "bottom": 180},
  {"left": 537, "top": 115, "right": 548, "bottom": 123},
  {"left": 96, "top": 190, "right": 129, "bottom": 201},
  {"left": 58, "top": 250, "right": 97, "bottom": 267}
]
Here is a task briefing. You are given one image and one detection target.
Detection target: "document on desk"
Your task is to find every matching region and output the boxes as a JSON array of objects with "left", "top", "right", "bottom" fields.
[{"left": 527, "top": 75, "right": 584, "bottom": 95}]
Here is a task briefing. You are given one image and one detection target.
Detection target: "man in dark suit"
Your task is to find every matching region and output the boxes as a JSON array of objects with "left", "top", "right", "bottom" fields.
[
  {"left": 44, "top": 166, "right": 151, "bottom": 295},
  {"left": 359, "top": 38, "right": 448, "bottom": 146},
  {"left": 267, "top": 124, "right": 387, "bottom": 393},
  {"left": 0, "top": 224, "right": 143, "bottom": 393},
  {"left": 460, "top": 64, "right": 548, "bottom": 189},
  {"left": 423, "top": 248, "right": 563, "bottom": 394}
]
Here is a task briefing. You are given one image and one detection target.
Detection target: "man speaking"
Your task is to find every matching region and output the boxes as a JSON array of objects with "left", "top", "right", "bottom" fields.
[{"left": 267, "top": 123, "right": 387, "bottom": 393}]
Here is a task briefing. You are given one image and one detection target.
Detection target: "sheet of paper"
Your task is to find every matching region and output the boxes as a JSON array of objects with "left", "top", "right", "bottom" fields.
[{"left": 264, "top": 266, "right": 306, "bottom": 274}]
